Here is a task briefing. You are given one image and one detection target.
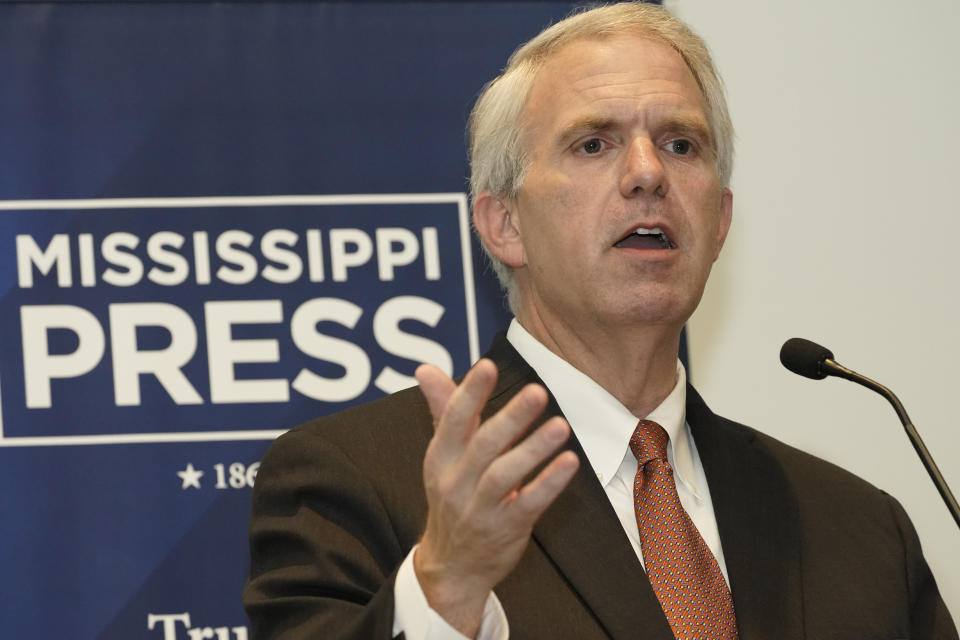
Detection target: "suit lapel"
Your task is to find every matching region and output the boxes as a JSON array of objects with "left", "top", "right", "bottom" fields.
[
  {"left": 531, "top": 410, "right": 675, "bottom": 640},
  {"left": 686, "top": 385, "right": 805, "bottom": 640},
  {"left": 484, "top": 335, "right": 673, "bottom": 640}
]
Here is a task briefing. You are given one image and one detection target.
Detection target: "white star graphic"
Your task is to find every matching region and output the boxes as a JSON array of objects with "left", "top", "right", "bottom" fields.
[{"left": 177, "top": 463, "right": 204, "bottom": 490}]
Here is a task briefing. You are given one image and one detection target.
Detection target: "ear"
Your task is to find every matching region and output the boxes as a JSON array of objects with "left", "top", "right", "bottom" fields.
[
  {"left": 713, "top": 187, "right": 733, "bottom": 260},
  {"left": 473, "top": 191, "right": 526, "bottom": 268}
]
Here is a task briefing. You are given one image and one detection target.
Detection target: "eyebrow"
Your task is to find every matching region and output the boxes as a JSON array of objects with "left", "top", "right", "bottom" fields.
[
  {"left": 667, "top": 115, "right": 714, "bottom": 147},
  {"left": 555, "top": 116, "right": 618, "bottom": 147}
]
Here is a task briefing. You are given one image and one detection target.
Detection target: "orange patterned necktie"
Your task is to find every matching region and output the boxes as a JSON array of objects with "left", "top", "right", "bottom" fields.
[{"left": 630, "top": 420, "right": 738, "bottom": 640}]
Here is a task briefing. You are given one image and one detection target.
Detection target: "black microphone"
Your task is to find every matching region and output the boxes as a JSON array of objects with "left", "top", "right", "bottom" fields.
[
  {"left": 780, "top": 337, "right": 834, "bottom": 380},
  {"left": 780, "top": 337, "right": 960, "bottom": 530}
]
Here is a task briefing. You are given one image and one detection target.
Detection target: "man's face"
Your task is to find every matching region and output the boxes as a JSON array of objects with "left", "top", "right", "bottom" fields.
[{"left": 497, "top": 34, "right": 732, "bottom": 332}]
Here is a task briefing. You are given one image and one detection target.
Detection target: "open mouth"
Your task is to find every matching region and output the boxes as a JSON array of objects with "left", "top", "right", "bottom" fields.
[{"left": 614, "top": 226, "right": 676, "bottom": 250}]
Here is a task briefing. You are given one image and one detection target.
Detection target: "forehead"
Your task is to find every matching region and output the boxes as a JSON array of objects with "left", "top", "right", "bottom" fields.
[{"left": 521, "top": 33, "right": 707, "bottom": 136}]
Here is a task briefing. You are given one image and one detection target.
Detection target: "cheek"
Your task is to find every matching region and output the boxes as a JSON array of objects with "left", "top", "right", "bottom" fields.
[
  {"left": 674, "top": 178, "right": 725, "bottom": 237},
  {"left": 519, "top": 176, "right": 583, "bottom": 239},
  {"left": 517, "top": 167, "right": 611, "bottom": 269}
]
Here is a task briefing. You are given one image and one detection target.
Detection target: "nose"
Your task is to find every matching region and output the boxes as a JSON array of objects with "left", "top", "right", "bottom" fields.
[{"left": 619, "top": 137, "right": 666, "bottom": 198}]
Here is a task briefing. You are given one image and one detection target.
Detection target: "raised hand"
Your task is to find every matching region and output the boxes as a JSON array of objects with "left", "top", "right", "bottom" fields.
[{"left": 413, "top": 359, "right": 580, "bottom": 637}]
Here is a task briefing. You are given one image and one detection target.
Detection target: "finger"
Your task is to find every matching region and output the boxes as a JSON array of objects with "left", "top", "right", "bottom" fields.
[
  {"left": 422, "top": 359, "right": 498, "bottom": 465},
  {"left": 511, "top": 448, "right": 580, "bottom": 520},
  {"left": 415, "top": 363, "right": 457, "bottom": 426},
  {"left": 434, "top": 359, "right": 497, "bottom": 444},
  {"left": 473, "top": 415, "right": 571, "bottom": 504},
  {"left": 458, "top": 383, "right": 550, "bottom": 482}
]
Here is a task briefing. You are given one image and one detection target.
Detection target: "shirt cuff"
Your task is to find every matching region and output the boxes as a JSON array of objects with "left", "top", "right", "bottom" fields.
[{"left": 392, "top": 545, "right": 509, "bottom": 640}]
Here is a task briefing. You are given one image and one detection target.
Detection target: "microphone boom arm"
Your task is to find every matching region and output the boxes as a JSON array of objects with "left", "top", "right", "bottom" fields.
[{"left": 822, "top": 358, "right": 960, "bottom": 529}]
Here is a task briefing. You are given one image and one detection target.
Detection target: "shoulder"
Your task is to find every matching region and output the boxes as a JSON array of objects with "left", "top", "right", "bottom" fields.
[
  {"left": 751, "top": 424, "right": 887, "bottom": 498},
  {"left": 252, "top": 385, "right": 433, "bottom": 549},
  {"left": 255, "top": 385, "right": 433, "bottom": 516},
  {"left": 696, "top": 394, "right": 915, "bottom": 564},
  {"left": 266, "top": 385, "right": 434, "bottom": 469},
  {"left": 688, "top": 384, "right": 890, "bottom": 503},
  {"left": 722, "top": 410, "right": 897, "bottom": 511}
]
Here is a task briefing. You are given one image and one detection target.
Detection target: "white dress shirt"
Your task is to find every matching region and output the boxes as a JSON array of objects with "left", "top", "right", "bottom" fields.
[{"left": 393, "top": 319, "right": 728, "bottom": 640}]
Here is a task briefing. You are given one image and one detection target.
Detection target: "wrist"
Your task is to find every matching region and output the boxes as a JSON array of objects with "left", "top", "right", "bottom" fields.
[{"left": 413, "top": 545, "right": 491, "bottom": 638}]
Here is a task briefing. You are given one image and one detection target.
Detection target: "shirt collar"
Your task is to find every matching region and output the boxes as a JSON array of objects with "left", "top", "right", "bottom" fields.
[{"left": 505, "top": 319, "right": 700, "bottom": 497}]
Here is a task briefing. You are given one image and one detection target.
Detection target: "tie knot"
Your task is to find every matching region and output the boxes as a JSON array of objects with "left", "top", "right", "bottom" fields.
[{"left": 629, "top": 419, "right": 669, "bottom": 466}]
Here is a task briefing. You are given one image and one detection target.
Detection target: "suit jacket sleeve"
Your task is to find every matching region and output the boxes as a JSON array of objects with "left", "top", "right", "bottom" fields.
[
  {"left": 243, "top": 424, "right": 407, "bottom": 640},
  {"left": 885, "top": 493, "right": 958, "bottom": 639}
]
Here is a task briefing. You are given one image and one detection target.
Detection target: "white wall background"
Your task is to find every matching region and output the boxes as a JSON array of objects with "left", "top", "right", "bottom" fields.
[{"left": 673, "top": 0, "right": 960, "bottom": 619}]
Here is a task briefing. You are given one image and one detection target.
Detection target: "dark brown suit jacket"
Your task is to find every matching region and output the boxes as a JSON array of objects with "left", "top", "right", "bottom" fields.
[{"left": 244, "top": 333, "right": 957, "bottom": 639}]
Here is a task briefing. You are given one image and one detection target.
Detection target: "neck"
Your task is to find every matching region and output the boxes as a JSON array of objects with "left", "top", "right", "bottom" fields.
[{"left": 515, "top": 308, "right": 682, "bottom": 418}]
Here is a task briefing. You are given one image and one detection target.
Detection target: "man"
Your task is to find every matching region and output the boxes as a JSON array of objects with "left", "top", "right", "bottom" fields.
[{"left": 244, "top": 4, "right": 957, "bottom": 639}]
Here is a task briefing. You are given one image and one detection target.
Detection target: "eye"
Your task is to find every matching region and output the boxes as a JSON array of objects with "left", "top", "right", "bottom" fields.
[
  {"left": 666, "top": 139, "right": 692, "bottom": 155},
  {"left": 580, "top": 138, "right": 605, "bottom": 154}
]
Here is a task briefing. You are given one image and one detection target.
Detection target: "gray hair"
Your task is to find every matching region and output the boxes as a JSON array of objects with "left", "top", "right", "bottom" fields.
[{"left": 468, "top": 2, "right": 734, "bottom": 311}]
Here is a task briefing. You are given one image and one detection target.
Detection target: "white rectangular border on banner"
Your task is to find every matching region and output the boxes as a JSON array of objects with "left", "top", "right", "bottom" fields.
[{"left": 0, "top": 193, "right": 479, "bottom": 447}]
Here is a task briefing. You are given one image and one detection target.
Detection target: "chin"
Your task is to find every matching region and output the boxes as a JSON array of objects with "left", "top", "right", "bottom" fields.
[
  {"left": 605, "top": 300, "right": 691, "bottom": 328},
  {"left": 608, "top": 287, "right": 699, "bottom": 326}
]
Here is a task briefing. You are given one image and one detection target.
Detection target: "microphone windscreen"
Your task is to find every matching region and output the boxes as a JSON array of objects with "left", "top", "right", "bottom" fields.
[{"left": 780, "top": 337, "right": 834, "bottom": 380}]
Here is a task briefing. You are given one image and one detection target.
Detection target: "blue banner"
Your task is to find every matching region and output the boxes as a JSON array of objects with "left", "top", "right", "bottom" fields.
[{"left": 0, "top": 3, "right": 588, "bottom": 638}]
